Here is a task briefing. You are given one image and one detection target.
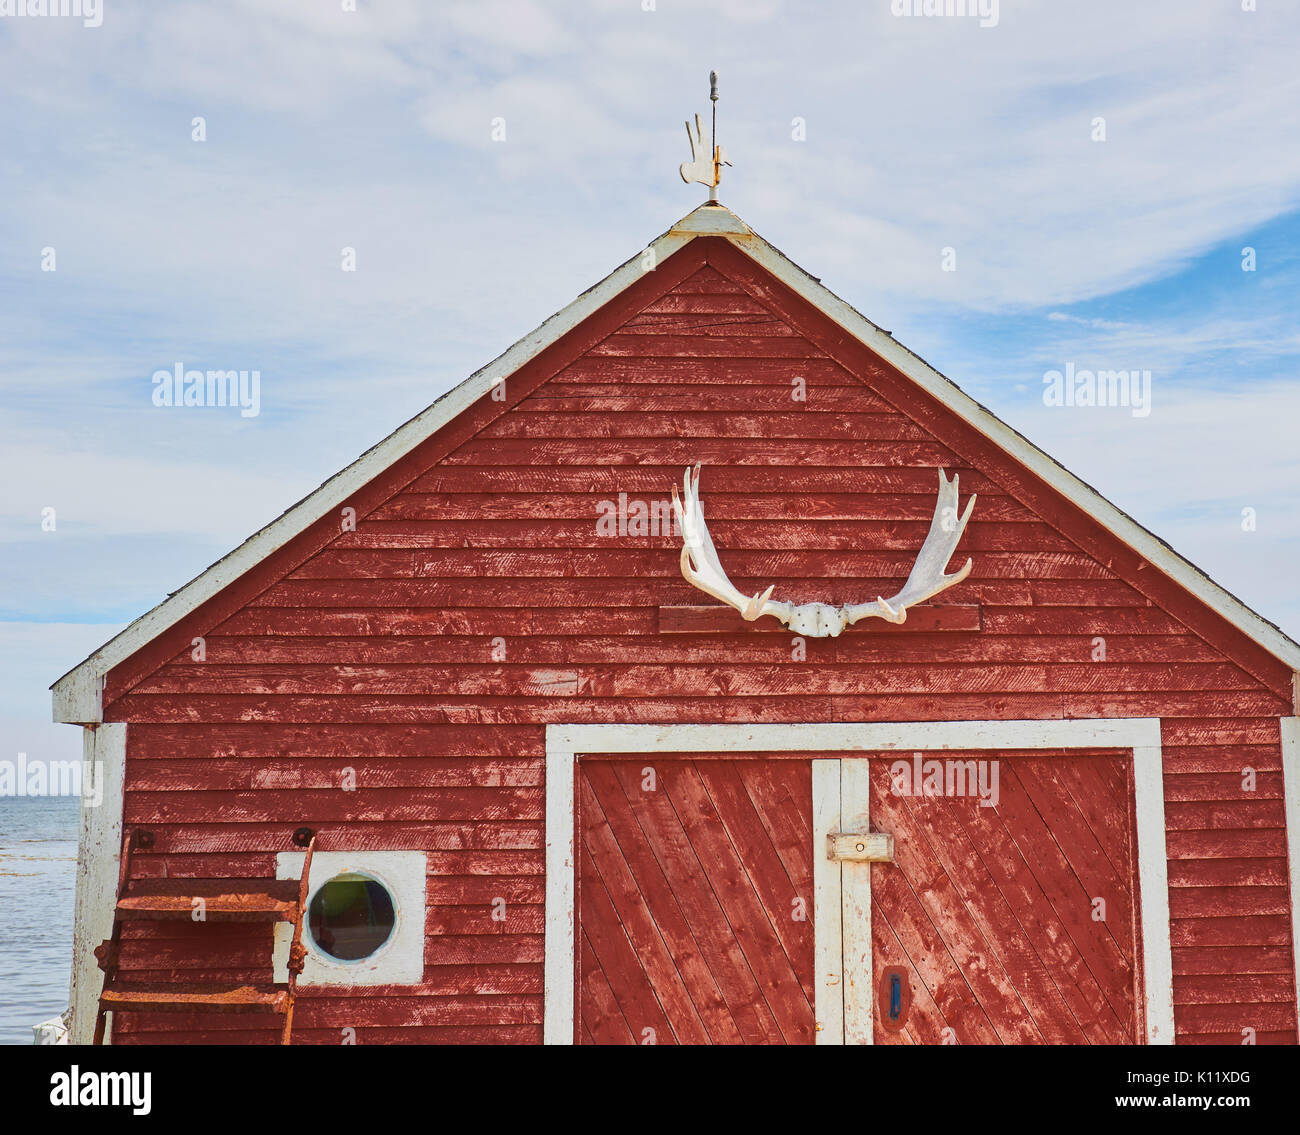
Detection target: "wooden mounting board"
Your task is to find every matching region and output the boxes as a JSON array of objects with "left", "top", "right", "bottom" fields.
[{"left": 658, "top": 604, "right": 980, "bottom": 635}]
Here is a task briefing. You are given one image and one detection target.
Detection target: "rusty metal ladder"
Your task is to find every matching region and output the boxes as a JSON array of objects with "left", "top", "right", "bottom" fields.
[{"left": 93, "top": 827, "right": 317, "bottom": 1045}]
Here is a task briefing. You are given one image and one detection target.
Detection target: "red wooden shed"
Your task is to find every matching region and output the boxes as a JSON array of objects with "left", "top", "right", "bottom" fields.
[{"left": 55, "top": 202, "right": 1300, "bottom": 1046}]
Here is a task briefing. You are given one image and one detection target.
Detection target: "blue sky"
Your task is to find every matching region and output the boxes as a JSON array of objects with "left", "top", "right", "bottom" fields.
[{"left": 2, "top": 0, "right": 1299, "bottom": 766}]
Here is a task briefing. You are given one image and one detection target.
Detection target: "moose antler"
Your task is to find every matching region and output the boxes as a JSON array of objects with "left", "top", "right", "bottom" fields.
[{"left": 671, "top": 465, "right": 976, "bottom": 638}]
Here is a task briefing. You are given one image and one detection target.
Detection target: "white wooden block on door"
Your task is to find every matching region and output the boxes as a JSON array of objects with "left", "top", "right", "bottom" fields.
[{"left": 827, "top": 832, "right": 893, "bottom": 862}]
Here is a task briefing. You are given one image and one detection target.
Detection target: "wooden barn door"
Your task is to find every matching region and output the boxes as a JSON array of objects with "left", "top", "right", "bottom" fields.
[
  {"left": 576, "top": 758, "right": 815, "bottom": 1044},
  {"left": 867, "top": 753, "right": 1143, "bottom": 1044},
  {"left": 572, "top": 750, "right": 1142, "bottom": 1045}
]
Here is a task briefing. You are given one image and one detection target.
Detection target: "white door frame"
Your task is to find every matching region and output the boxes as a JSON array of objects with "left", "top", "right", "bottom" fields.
[{"left": 543, "top": 718, "right": 1174, "bottom": 1045}]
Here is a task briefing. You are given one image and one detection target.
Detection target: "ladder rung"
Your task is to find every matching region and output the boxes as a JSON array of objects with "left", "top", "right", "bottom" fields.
[
  {"left": 117, "top": 880, "right": 300, "bottom": 921},
  {"left": 99, "top": 982, "right": 290, "bottom": 1014}
]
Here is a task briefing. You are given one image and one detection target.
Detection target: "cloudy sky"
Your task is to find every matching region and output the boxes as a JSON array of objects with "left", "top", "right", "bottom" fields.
[{"left": 2, "top": 0, "right": 1298, "bottom": 767}]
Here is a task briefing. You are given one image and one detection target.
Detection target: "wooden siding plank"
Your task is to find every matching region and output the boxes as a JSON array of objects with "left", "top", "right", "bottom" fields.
[
  {"left": 408, "top": 463, "right": 1010, "bottom": 493},
  {"left": 173, "top": 632, "right": 1231, "bottom": 667},
  {"left": 479, "top": 411, "right": 933, "bottom": 440},
  {"left": 111, "top": 691, "right": 1289, "bottom": 725}
]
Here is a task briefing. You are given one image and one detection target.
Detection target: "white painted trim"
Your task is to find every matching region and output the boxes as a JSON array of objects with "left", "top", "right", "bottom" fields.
[
  {"left": 811, "top": 759, "right": 843, "bottom": 1044},
  {"left": 839, "top": 758, "right": 874, "bottom": 1045},
  {"left": 548, "top": 718, "right": 1162, "bottom": 757},
  {"left": 67, "top": 723, "right": 125, "bottom": 1045},
  {"left": 1280, "top": 717, "right": 1300, "bottom": 1031},
  {"left": 1131, "top": 743, "right": 1176, "bottom": 1044},
  {"left": 544, "top": 718, "right": 1174, "bottom": 1046},
  {"left": 543, "top": 733, "right": 577, "bottom": 1045},
  {"left": 51, "top": 204, "right": 1300, "bottom": 724},
  {"left": 273, "top": 850, "right": 426, "bottom": 986}
]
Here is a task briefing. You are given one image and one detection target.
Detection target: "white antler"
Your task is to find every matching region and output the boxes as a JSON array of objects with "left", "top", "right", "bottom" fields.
[
  {"left": 671, "top": 466, "right": 976, "bottom": 637},
  {"left": 843, "top": 467, "right": 975, "bottom": 626},
  {"left": 672, "top": 464, "right": 783, "bottom": 622}
]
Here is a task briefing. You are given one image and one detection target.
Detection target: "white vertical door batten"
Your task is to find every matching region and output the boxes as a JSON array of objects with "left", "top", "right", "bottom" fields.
[
  {"left": 811, "top": 759, "right": 843, "bottom": 1045},
  {"left": 840, "top": 758, "right": 874, "bottom": 1044}
]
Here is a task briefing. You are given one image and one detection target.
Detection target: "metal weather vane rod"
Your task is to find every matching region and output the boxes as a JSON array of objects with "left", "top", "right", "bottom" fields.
[
  {"left": 710, "top": 69, "right": 719, "bottom": 196},
  {"left": 679, "top": 70, "right": 732, "bottom": 201}
]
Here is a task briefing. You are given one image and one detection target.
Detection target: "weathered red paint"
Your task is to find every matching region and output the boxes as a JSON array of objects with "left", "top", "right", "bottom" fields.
[
  {"left": 97, "top": 236, "right": 1297, "bottom": 1044},
  {"left": 579, "top": 758, "right": 814, "bottom": 1044},
  {"left": 872, "top": 753, "right": 1140, "bottom": 1044}
]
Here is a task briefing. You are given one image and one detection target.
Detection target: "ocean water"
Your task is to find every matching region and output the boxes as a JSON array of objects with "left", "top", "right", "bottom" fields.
[{"left": 0, "top": 796, "right": 78, "bottom": 1044}]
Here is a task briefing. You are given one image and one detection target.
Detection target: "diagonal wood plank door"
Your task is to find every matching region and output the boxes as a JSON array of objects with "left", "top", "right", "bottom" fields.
[
  {"left": 577, "top": 757, "right": 815, "bottom": 1044},
  {"left": 869, "top": 753, "right": 1141, "bottom": 1044}
]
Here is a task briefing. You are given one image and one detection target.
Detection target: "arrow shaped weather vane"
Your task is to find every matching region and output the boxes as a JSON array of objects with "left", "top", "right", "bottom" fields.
[{"left": 680, "top": 70, "right": 731, "bottom": 202}]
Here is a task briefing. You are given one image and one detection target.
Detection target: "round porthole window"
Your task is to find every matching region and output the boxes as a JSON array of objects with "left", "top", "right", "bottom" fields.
[{"left": 307, "top": 873, "right": 396, "bottom": 961}]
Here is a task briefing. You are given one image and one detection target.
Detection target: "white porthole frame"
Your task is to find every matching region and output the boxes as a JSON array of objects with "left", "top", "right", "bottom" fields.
[
  {"left": 273, "top": 850, "right": 426, "bottom": 986},
  {"left": 543, "top": 718, "right": 1175, "bottom": 1046}
]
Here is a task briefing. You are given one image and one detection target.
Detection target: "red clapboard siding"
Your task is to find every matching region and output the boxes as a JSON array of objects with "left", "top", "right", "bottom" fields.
[
  {"left": 158, "top": 633, "right": 1227, "bottom": 666},
  {"left": 99, "top": 240, "right": 1297, "bottom": 1045}
]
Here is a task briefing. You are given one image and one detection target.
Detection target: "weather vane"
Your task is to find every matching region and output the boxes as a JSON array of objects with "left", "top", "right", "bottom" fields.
[{"left": 680, "top": 70, "right": 731, "bottom": 203}]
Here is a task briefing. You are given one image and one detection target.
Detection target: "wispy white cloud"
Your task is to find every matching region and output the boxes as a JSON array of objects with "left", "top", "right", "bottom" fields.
[{"left": 1047, "top": 313, "right": 1133, "bottom": 331}]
